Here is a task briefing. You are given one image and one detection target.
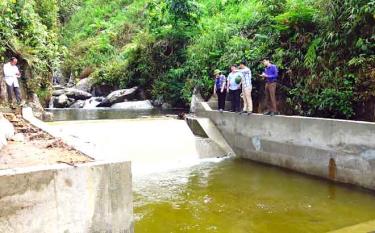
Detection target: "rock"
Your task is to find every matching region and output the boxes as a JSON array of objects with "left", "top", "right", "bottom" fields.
[
  {"left": 74, "top": 77, "right": 93, "bottom": 93},
  {"left": 92, "top": 84, "right": 115, "bottom": 97},
  {"left": 65, "top": 88, "right": 92, "bottom": 100},
  {"left": 0, "top": 114, "right": 15, "bottom": 150},
  {"left": 42, "top": 111, "right": 54, "bottom": 121},
  {"left": 162, "top": 103, "right": 172, "bottom": 109},
  {"left": 55, "top": 94, "right": 69, "bottom": 108},
  {"left": 97, "top": 86, "right": 138, "bottom": 107},
  {"left": 83, "top": 97, "right": 102, "bottom": 109},
  {"left": 152, "top": 97, "right": 164, "bottom": 107},
  {"left": 111, "top": 100, "right": 154, "bottom": 110},
  {"left": 69, "top": 100, "right": 85, "bottom": 108},
  {"left": 52, "top": 89, "right": 65, "bottom": 96},
  {"left": 11, "top": 133, "right": 25, "bottom": 142},
  {"left": 94, "top": 97, "right": 105, "bottom": 102},
  {"left": 52, "top": 85, "right": 64, "bottom": 90},
  {"left": 0, "top": 114, "right": 15, "bottom": 139}
]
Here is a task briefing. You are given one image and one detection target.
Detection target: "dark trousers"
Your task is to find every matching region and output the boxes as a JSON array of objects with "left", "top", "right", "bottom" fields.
[
  {"left": 265, "top": 82, "right": 277, "bottom": 112},
  {"left": 6, "top": 84, "right": 21, "bottom": 103},
  {"left": 229, "top": 89, "right": 241, "bottom": 112},
  {"left": 216, "top": 90, "right": 226, "bottom": 110}
]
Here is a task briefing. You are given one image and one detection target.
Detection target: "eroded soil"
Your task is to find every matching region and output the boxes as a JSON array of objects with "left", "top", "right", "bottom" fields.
[{"left": 0, "top": 113, "right": 92, "bottom": 170}]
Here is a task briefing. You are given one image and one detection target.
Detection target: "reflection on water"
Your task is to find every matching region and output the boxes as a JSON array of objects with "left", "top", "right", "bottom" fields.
[
  {"left": 46, "top": 108, "right": 184, "bottom": 121},
  {"left": 134, "top": 159, "right": 375, "bottom": 233}
]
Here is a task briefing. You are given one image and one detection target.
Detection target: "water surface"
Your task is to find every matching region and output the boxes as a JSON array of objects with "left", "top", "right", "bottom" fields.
[{"left": 134, "top": 158, "right": 375, "bottom": 233}]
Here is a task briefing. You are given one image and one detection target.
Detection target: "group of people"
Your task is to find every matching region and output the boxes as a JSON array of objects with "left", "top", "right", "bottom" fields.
[
  {"left": 213, "top": 59, "right": 278, "bottom": 116},
  {"left": 3, "top": 57, "right": 24, "bottom": 108}
]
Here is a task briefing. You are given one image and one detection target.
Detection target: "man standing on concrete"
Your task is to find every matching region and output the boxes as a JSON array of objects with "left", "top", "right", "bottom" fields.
[
  {"left": 213, "top": 69, "right": 227, "bottom": 112},
  {"left": 227, "top": 65, "right": 242, "bottom": 112},
  {"left": 238, "top": 61, "right": 253, "bottom": 115},
  {"left": 261, "top": 58, "right": 279, "bottom": 116},
  {"left": 3, "top": 57, "right": 23, "bottom": 107}
]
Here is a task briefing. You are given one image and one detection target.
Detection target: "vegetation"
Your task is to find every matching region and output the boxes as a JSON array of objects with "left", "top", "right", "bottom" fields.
[{"left": 1, "top": 0, "right": 374, "bottom": 120}]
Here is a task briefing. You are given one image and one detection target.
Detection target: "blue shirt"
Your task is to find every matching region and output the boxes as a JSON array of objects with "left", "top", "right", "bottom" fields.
[
  {"left": 215, "top": 75, "right": 226, "bottom": 90},
  {"left": 264, "top": 64, "right": 278, "bottom": 83}
]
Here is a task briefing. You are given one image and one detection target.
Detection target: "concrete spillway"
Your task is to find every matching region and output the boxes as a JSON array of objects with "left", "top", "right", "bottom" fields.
[{"left": 48, "top": 118, "right": 227, "bottom": 176}]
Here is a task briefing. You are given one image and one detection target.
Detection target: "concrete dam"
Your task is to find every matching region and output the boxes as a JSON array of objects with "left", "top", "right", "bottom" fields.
[{"left": 1, "top": 105, "right": 375, "bottom": 233}]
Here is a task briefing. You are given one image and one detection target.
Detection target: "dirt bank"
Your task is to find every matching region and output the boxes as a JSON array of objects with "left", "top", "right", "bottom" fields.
[{"left": 0, "top": 113, "right": 92, "bottom": 170}]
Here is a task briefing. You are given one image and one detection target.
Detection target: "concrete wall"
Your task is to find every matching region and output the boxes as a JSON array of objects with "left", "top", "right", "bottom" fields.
[
  {"left": 197, "top": 107, "right": 375, "bottom": 190},
  {"left": 0, "top": 161, "right": 133, "bottom": 233}
]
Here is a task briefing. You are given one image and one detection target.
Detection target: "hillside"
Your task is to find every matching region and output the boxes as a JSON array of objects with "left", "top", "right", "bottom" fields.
[{"left": 1, "top": 0, "right": 374, "bottom": 120}]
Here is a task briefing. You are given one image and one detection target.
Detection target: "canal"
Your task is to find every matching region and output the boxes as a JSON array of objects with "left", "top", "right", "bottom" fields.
[{"left": 47, "top": 109, "right": 375, "bottom": 233}]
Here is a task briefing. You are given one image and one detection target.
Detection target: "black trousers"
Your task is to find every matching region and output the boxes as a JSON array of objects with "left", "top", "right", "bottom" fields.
[
  {"left": 6, "top": 83, "right": 21, "bottom": 103},
  {"left": 229, "top": 89, "right": 241, "bottom": 112},
  {"left": 216, "top": 90, "right": 226, "bottom": 110}
]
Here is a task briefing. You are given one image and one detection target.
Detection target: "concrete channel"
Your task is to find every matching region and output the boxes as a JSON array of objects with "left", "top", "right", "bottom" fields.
[
  {"left": 193, "top": 99, "right": 375, "bottom": 191},
  {"left": 2, "top": 103, "right": 375, "bottom": 232}
]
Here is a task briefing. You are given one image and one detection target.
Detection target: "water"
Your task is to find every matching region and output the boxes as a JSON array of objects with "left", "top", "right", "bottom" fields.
[
  {"left": 134, "top": 159, "right": 375, "bottom": 233},
  {"left": 47, "top": 110, "right": 375, "bottom": 233},
  {"left": 46, "top": 108, "right": 184, "bottom": 121}
]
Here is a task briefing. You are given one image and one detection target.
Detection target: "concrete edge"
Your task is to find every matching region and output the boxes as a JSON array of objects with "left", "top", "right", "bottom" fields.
[
  {"left": 199, "top": 104, "right": 375, "bottom": 126},
  {"left": 0, "top": 159, "right": 131, "bottom": 177}
]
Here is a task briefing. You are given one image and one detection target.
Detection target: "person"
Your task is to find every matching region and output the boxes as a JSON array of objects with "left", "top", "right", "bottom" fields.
[
  {"left": 238, "top": 61, "right": 253, "bottom": 115},
  {"left": 213, "top": 69, "right": 226, "bottom": 112},
  {"left": 3, "top": 57, "right": 23, "bottom": 107},
  {"left": 261, "top": 58, "right": 279, "bottom": 116},
  {"left": 227, "top": 65, "right": 242, "bottom": 112}
]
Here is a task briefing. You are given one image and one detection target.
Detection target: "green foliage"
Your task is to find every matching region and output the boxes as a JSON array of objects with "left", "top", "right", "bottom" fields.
[
  {"left": 58, "top": 0, "right": 375, "bottom": 119},
  {"left": 0, "top": 0, "right": 62, "bottom": 96}
]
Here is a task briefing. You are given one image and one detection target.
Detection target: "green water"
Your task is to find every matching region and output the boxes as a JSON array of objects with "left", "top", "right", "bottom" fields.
[{"left": 134, "top": 158, "right": 375, "bottom": 233}]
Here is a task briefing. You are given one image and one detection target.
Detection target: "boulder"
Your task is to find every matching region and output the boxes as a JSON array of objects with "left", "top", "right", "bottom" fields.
[
  {"left": 162, "top": 103, "right": 172, "bottom": 109},
  {"left": 152, "top": 97, "right": 164, "bottom": 107},
  {"left": 55, "top": 94, "right": 69, "bottom": 108},
  {"left": 111, "top": 100, "right": 154, "bottom": 110},
  {"left": 92, "top": 84, "right": 115, "bottom": 97},
  {"left": 42, "top": 111, "right": 54, "bottom": 121},
  {"left": 69, "top": 100, "right": 85, "bottom": 108},
  {"left": 83, "top": 97, "right": 102, "bottom": 109},
  {"left": 52, "top": 89, "right": 65, "bottom": 96},
  {"left": 97, "top": 86, "right": 138, "bottom": 107},
  {"left": 74, "top": 77, "right": 93, "bottom": 93},
  {"left": 0, "top": 114, "right": 15, "bottom": 151},
  {"left": 52, "top": 85, "right": 64, "bottom": 90},
  {"left": 65, "top": 88, "right": 92, "bottom": 100}
]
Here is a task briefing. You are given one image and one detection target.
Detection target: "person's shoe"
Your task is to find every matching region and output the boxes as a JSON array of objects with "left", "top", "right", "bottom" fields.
[
  {"left": 240, "top": 111, "right": 248, "bottom": 115},
  {"left": 247, "top": 111, "right": 253, "bottom": 115},
  {"left": 263, "top": 111, "right": 271, "bottom": 115},
  {"left": 269, "top": 112, "right": 275, "bottom": 116},
  {"left": 219, "top": 109, "right": 224, "bottom": 113},
  {"left": 274, "top": 111, "right": 280, "bottom": 115}
]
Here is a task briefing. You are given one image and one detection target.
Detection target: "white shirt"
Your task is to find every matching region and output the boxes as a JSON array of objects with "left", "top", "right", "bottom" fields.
[
  {"left": 239, "top": 67, "right": 252, "bottom": 88},
  {"left": 3, "top": 62, "right": 20, "bottom": 87}
]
